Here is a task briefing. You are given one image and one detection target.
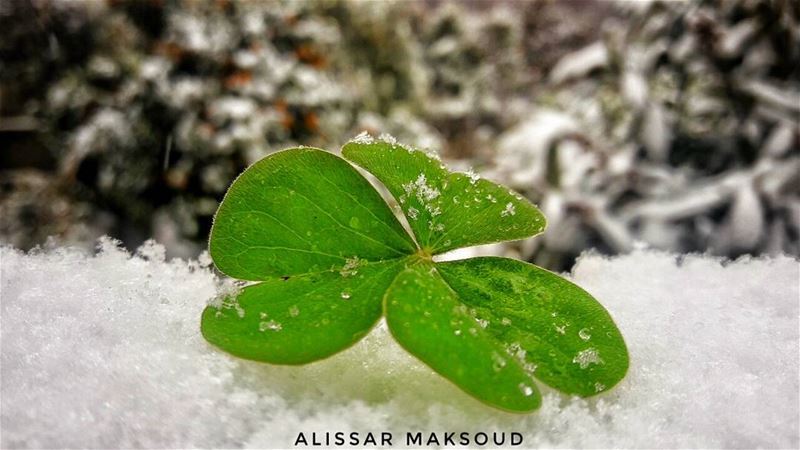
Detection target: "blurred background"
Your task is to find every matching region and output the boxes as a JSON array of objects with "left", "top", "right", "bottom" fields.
[{"left": 0, "top": 0, "right": 797, "bottom": 272}]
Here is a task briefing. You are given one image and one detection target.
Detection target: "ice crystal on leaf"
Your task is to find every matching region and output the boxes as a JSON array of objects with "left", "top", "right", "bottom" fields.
[
  {"left": 351, "top": 130, "right": 375, "bottom": 145},
  {"left": 573, "top": 347, "right": 604, "bottom": 369}
]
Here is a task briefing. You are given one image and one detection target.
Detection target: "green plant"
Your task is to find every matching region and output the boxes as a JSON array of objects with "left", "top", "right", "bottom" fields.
[{"left": 201, "top": 134, "right": 628, "bottom": 412}]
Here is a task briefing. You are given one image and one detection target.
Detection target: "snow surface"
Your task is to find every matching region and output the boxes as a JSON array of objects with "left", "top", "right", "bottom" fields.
[{"left": 1, "top": 239, "right": 798, "bottom": 449}]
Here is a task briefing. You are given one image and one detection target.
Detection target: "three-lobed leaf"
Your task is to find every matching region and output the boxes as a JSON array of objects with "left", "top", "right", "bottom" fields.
[{"left": 202, "top": 136, "right": 629, "bottom": 412}]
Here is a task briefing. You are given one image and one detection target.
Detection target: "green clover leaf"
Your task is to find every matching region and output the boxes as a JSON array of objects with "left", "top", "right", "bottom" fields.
[{"left": 201, "top": 137, "right": 629, "bottom": 412}]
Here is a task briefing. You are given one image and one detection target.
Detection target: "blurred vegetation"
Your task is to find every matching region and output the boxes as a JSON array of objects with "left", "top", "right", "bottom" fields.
[{"left": 0, "top": 0, "right": 798, "bottom": 270}]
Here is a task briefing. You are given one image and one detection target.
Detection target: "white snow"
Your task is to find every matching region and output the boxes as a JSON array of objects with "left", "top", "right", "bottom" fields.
[{"left": 1, "top": 239, "right": 798, "bottom": 449}]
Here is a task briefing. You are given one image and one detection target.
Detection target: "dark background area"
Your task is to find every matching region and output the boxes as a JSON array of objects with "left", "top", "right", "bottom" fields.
[{"left": 1, "top": 0, "right": 798, "bottom": 271}]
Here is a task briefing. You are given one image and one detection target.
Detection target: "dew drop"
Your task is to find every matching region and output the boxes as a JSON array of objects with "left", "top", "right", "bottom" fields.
[
  {"left": 340, "top": 291, "right": 351, "bottom": 300},
  {"left": 518, "top": 383, "right": 534, "bottom": 396}
]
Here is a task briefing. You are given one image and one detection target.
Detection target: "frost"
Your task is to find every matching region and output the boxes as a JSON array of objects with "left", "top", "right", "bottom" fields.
[
  {"left": 288, "top": 306, "right": 300, "bottom": 317},
  {"left": 464, "top": 168, "right": 481, "bottom": 184},
  {"left": 426, "top": 205, "right": 442, "bottom": 217},
  {"left": 523, "top": 362, "right": 538, "bottom": 374},
  {"left": 506, "top": 342, "right": 527, "bottom": 363},
  {"left": 501, "top": 202, "right": 516, "bottom": 217},
  {"left": 339, "top": 256, "right": 361, "bottom": 277},
  {"left": 340, "top": 291, "right": 351, "bottom": 300},
  {"left": 572, "top": 347, "right": 603, "bottom": 369},
  {"left": 402, "top": 174, "right": 441, "bottom": 204},
  {"left": 377, "top": 132, "right": 397, "bottom": 146},
  {"left": 407, "top": 207, "right": 419, "bottom": 220},
  {"left": 0, "top": 243, "right": 797, "bottom": 448},
  {"left": 259, "top": 320, "right": 281, "bottom": 332},
  {"left": 351, "top": 130, "right": 374, "bottom": 145}
]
